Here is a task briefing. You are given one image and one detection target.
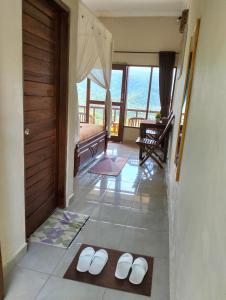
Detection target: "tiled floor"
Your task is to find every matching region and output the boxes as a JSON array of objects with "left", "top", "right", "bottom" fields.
[{"left": 5, "top": 142, "right": 169, "bottom": 300}]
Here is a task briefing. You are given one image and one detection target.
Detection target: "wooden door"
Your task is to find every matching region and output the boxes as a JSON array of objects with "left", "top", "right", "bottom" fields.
[
  {"left": 23, "top": 0, "right": 69, "bottom": 237},
  {"left": 110, "top": 65, "right": 127, "bottom": 142}
]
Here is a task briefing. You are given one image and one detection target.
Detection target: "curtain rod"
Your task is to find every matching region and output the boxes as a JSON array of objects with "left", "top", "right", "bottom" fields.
[{"left": 114, "top": 50, "right": 179, "bottom": 54}]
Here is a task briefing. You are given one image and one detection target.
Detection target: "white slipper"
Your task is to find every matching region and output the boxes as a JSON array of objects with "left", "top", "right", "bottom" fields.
[
  {"left": 88, "top": 249, "right": 108, "bottom": 275},
  {"left": 115, "top": 253, "right": 133, "bottom": 279},
  {"left": 129, "top": 257, "right": 148, "bottom": 285},
  {"left": 76, "top": 247, "right": 95, "bottom": 272}
]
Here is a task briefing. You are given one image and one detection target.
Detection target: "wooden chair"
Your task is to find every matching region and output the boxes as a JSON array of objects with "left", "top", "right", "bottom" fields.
[
  {"left": 128, "top": 117, "right": 145, "bottom": 127},
  {"left": 136, "top": 114, "right": 175, "bottom": 168},
  {"left": 146, "top": 111, "right": 173, "bottom": 139}
]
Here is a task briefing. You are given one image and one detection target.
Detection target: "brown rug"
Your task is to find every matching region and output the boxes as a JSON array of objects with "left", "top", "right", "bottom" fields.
[
  {"left": 64, "top": 244, "right": 154, "bottom": 296},
  {"left": 88, "top": 156, "right": 128, "bottom": 176}
]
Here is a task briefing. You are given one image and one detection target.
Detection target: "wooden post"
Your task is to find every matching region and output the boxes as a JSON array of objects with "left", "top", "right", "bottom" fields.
[{"left": 0, "top": 246, "right": 4, "bottom": 300}]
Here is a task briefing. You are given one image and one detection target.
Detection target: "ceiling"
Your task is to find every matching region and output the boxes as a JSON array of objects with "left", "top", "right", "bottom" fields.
[{"left": 82, "top": 0, "right": 187, "bottom": 17}]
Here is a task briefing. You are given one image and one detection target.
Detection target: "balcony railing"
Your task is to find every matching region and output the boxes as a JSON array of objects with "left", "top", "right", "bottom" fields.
[{"left": 79, "top": 105, "right": 159, "bottom": 128}]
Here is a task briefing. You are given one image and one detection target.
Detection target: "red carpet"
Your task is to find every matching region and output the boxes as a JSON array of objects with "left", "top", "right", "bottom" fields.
[{"left": 89, "top": 156, "right": 128, "bottom": 176}]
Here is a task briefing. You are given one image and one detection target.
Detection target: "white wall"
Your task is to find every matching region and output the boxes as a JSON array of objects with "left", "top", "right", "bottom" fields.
[
  {"left": 101, "top": 16, "right": 181, "bottom": 66},
  {"left": 0, "top": 0, "right": 78, "bottom": 270},
  {"left": 100, "top": 17, "right": 181, "bottom": 142},
  {"left": 167, "top": 0, "right": 226, "bottom": 299},
  {"left": 0, "top": 0, "right": 26, "bottom": 271}
]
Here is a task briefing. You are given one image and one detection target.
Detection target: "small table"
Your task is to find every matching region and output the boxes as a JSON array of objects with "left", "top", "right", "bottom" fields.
[{"left": 139, "top": 119, "right": 169, "bottom": 162}]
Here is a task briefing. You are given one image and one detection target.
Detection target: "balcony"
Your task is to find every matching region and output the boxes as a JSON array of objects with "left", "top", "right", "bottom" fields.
[{"left": 79, "top": 105, "right": 159, "bottom": 136}]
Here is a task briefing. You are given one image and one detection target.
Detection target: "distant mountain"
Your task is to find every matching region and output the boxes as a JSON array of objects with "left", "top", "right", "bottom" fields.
[{"left": 77, "top": 66, "right": 161, "bottom": 114}]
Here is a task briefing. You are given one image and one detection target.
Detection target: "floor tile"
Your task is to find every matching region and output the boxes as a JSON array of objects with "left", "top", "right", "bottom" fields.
[
  {"left": 91, "top": 203, "right": 130, "bottom": 225},
  {"left": 6, "top": 142, "right": 169, "bottom": 300},
  {"left": 100, "top": 190, "right": 135, "bottom": 208},
  {"left": 78, "top": 219, "right": 125, "bottom": 249},
  {"left": 36, "top": 276, "right": 105, "bottom": 300},
  {"left": 108, "top": 180, "right": 138, "bottom": 194},
  {"left": 103, "top": 289, "right": 151, "bottom": 300},
  {"left": 69, "top": 199, "right": 98, "bottom": 215},
  {"left": 4, "top": 266, "right": 49, "bottom": 300},
  {"left": 127, "top": 209, "right": 168, "bottom": 232},
  {"left": 52, "top": 242, "right": 81, "bottom": 277},
  {"left": 133, "top": 193, "right": 167, "bottom": 212},
  {"left": 119, "top": 227, "right": 169, "bottom": 258},
  {"left": 18, "top": 242, "right": 66, "bottom": 274}
]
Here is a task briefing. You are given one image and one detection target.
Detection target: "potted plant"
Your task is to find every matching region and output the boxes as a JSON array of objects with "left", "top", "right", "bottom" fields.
[{"left": 155, "top": 112, "right": 161, "bottom": 122}]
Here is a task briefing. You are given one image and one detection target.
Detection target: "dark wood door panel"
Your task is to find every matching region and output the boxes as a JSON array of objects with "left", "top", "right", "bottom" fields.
[
  {"left": 26, "top": 157, "right": 53, "bottom": 179},
  {"left": 26, "top": 176, "right": 54, "bottom": 201},
  {"left": 23, "top": 44, "right": 54, "bottom": 63},
  {"left": 25, "top": 136, "right": 55, "bottom": 154},
  {"left": 23, "top": 1, "right": 54, "bottom": 28},
  {"left": 24, "top": 121, "right": 56, "bottom": 144},
  {"left": 24, "top": 81, "right": 54, "bottom": 97},
  {"left": 23, "top": 31, "right": 54, "bottom": 53},
  {"left": 23, "top": 14, "right": 55, "bottom": 42},
  {"left": 25, "top": 144, "right": 56, "bottom": 168},
  {"left": 24, "top": 109, "right": 56, "bottom": 124},
  {"left": 26, "top": 196, "right": 56, "bottom": 237},
  {"left": 23, "top": 0, "right": 62, "bottom": 237},
  {"left": 24, "top": 55, "right": 54, "bottom": 76},
  {"left": 26, "top": 165, "right": 54, "bottom": 188},
  {"left": 24, "top": 96, "right": 55, "bottom": 111},
  {"left": 25, "top": 185, "right": 54, "bottom": 217},
  {"left": 27, "top": 0, "right": 57, "bottom": 19}
]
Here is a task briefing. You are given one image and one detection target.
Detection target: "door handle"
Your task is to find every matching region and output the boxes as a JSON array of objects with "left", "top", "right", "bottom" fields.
[{"left": 24, "top": 128, "right": 31, "bottom": 136}]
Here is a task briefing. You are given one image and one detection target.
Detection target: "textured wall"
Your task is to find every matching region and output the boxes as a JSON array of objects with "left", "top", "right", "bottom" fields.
[{"left": 167, "top": 0, "right": 226, "bottom": 299}]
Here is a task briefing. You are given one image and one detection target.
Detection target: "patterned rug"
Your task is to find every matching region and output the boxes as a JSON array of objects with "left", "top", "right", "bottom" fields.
[
  {"left": 30, "top": 209, "right": 89, "bottom": 248},
  {"left": 89, "top": 156, "right": 128, "bottom": 176}
]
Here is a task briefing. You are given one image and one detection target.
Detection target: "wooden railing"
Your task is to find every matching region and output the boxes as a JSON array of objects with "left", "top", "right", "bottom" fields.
[{"left": 79, "top": 105, "right": 159, "bottom": 127}]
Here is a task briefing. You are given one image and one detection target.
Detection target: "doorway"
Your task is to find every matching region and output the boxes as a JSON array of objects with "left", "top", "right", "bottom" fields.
[
  {"left": 110, "top": 65, "right": 127, "bottom": 142},
  {"left": 22, "top": 0, "right": 69, "bottom": 237}
]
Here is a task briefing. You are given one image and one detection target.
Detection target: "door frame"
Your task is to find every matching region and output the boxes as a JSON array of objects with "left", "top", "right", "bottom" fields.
[
  {"left": 22, "top": 0, "right": 70, "bottom": 222},
  {"left": 110, "top": 64, "right": 127, "bottom": 142},
  {"left": 55, "top": 2, "right": 70, "bottom": 208}
]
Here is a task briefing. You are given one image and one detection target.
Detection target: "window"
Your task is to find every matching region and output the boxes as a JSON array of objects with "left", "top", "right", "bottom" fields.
[
  {"left": 148, "top": 67, "right": 161, "bottom": 119},
  {"left": 90, "top": 81, "right": 106, "bottom": 101},
  {"left": 77, "top": 65, "right": 176, "bottom": 128},
  {"left": 125, "top": 66, "right": 176, "bottom": 126},
  {"left": 126, "top": 66, "right": 151, "bottom": 124},
  {"left": 110, "top": 69, "right": 123, "bottom": 102},
  {"left": 77, "top": 79, "right": 87, "bottom": 117}
]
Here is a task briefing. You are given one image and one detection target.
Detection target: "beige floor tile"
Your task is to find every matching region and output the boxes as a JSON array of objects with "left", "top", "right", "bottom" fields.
[
  {"left": 36, "top": 276, "right": 105, "bottom": 300},
  {"left": 5, "top": 266, "right": 49, "bottom": 300}
]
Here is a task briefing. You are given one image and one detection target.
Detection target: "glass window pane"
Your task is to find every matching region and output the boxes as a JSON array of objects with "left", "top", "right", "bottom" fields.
[
  {"left": 149, "top": 67, "right": 160, "bottom": 113},
  {"left": 90, "top": 81, "right": 106, "bottom": 101},
  {"left": 89, "top": 104, "right": 105, "bottom": 125},
  {"left": 110, "top": 70, "right": 123, "bottom": 102},
  {"left": 77, "top": 79, "right": 87, "bottom": 106},
  {"left": 126, "top": 66, "right": 151, "bottom": 126},
  {"left": 111, "top": 106, "right": 120, "bottom": 136}
]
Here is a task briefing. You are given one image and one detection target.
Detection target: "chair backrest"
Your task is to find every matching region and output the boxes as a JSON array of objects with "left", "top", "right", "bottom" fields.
[
  {"left": 158, "top": 114, "right": 175, "bottom": 143},
  {"left": 128, "top": 117, "right": 145, "bottom": 127}
]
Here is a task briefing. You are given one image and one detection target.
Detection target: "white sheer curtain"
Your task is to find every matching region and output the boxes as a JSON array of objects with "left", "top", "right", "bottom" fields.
[{"left": 75, "top": 2, "right": 113, "bottom": 143}]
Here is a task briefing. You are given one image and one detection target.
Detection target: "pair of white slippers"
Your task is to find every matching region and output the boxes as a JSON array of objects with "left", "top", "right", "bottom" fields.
[
  {"left": 77, "top": 247, "right": 108, "bottom": 275},
  {"left": 115, "top": 253, "right": 148, "bottom": 285},
  {"left": 77, "top": 247, "right": 148, "bottom": 285}
]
